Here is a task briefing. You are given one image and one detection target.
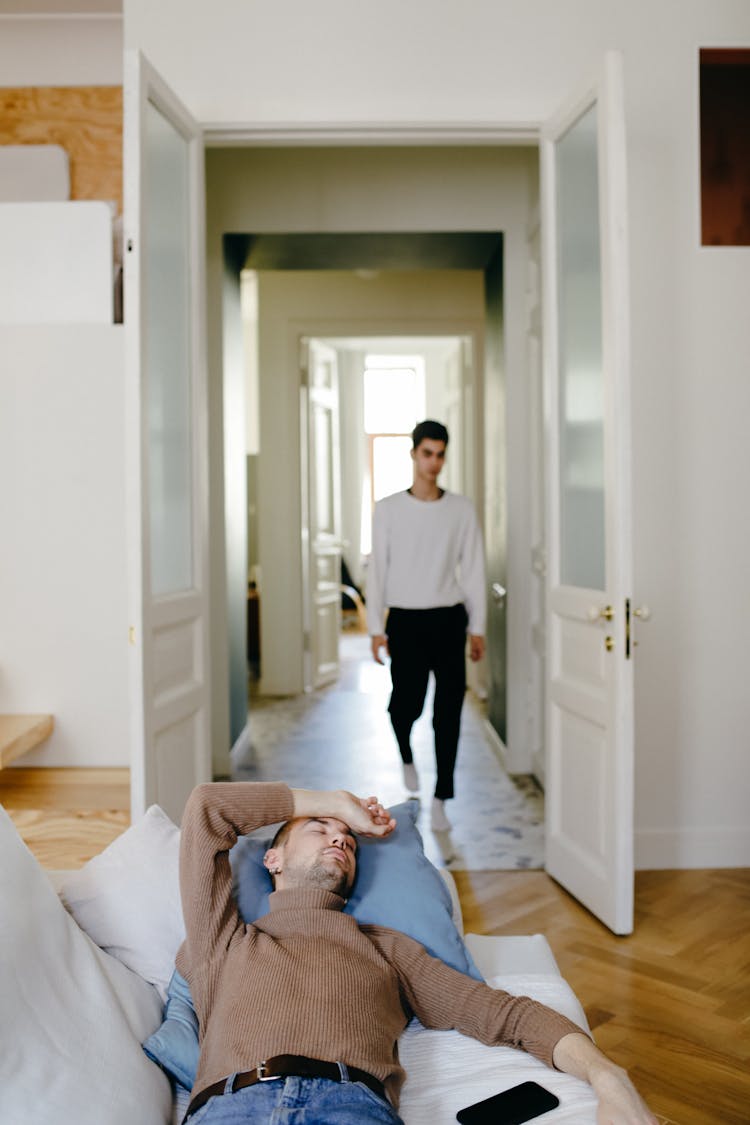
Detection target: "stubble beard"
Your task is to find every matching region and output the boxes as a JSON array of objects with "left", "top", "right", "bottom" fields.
[{"left": 285, "top": 855, "right": 351, "bottom": 898}]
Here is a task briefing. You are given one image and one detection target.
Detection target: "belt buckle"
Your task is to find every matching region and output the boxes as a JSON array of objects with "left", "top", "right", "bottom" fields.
[{"left": 257, "top": 1060, "right": 283, "bottom": 1082}]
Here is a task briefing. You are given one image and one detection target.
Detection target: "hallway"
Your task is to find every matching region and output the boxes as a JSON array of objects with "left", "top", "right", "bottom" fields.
[{"left": 237, "top": 632, "right": 544, "bottom": 871}]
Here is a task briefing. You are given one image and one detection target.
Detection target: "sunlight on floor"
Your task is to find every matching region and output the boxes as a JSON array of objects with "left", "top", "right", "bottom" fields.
[{"left": 242, "top": 633, "right": 544, "bottom": 871}]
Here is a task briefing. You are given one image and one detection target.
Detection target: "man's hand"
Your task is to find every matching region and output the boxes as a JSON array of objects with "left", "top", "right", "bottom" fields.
[
  {"left": 291, "top": 788, "right": 397, "bottom": 838},
  {"left": 337, "top": 792, "right": 398, "bottom": 837},
  {"left": 469, "top": 634, "right": 485, "bottom": 662},
  {"left": 553, "top": 1033, "right": 658, "bottom": 1125},
  {"left": 371, "top": 634, "right": 388, "bottom": 664},
  {"left": 592, "top": 1067, "right": 659, "bottom": 1125}
]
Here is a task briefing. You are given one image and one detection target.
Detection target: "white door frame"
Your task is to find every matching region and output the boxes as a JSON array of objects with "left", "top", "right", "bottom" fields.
[{"left": 206, "top": 124, "right": 569, "bottom": 763}]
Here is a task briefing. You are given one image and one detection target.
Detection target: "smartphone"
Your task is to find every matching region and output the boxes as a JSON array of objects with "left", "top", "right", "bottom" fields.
[{"left": 456, "top": 1080, "right": 560, "bottom": 1124}]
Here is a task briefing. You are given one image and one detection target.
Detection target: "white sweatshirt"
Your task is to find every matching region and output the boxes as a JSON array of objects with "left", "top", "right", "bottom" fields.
[{"left": 366, "top": 489, "right": 487, "bottom": 636}]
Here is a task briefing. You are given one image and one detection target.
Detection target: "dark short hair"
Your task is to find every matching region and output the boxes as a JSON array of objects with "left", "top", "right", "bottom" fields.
[
  {"left": 412, "top": 419, "right": 449, "bottom": 448},
  {"left": 267, "top": 820, "right": 293, "bottom": 891},
  {"left": 270, "top": 820, "right": 293, "bottom": 850}
]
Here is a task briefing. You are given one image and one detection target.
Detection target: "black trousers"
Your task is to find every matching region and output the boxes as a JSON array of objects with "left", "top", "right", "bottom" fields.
[{"left": 385, "top": 604, "right": 468, "bottom": 800}]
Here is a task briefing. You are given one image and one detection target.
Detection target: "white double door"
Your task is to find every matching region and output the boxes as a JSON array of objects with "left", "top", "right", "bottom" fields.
[
  {"left": 541, "top": 52, "right": 636, "bottom": 935},
  {"left": 124, "top": 52, "right": 211, "bottom": 824},
  {"left": 124, "top": 47, "right": 637, "bottom": 933}
]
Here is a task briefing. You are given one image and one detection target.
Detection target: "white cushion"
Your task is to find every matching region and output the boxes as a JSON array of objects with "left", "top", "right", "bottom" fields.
[
  {"left": 400, "top": 971, "right": 596, "bottom": 1123},
  {"left": 59, "top": 804, "right": 184, "bottom": 1001},
  {"left": 464, "top": 931, "right": 563, "bottom": 977},
  {"left": 0, "top": 803, "right": 172, "bottom": 1125},
  {"left": 437, "top": 867, "right": 464, "bottom": 934}
]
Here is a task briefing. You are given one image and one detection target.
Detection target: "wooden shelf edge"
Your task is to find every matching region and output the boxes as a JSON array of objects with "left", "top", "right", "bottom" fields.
[{"left": 0, "top": 714, "right": 54, "bottom": 769}]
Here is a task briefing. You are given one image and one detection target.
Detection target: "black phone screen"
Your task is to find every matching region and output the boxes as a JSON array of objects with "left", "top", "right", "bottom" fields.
[{"left": 456, "top": 1080, "right": 560, "bottom": 1124}]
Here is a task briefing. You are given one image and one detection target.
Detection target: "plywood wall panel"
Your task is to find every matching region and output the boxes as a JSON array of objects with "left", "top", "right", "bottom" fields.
[{"left": 0, "top": 87, "right": 122, "bottom": 212}]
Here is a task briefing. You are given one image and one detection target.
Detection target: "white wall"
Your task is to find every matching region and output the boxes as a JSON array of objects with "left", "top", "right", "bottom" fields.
[
  {"left": 256, "top": 270, "right": 485, "bottom": 695},
  {"left": 0, "top": 326, "right": 129, "bottom": 767},
  {"left": 0, "top": 14, "right": 122, "bottom": 85},
  {"left": 137, "top": 0, "right": 750, "bottom": 867},
  {"left": 0, "top": 16, "right": 125, "bottom": 768}
]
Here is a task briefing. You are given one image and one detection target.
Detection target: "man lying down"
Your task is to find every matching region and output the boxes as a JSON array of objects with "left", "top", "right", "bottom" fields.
[{"left": 176, "top": 782, "right": 657, "bottom": 1125}]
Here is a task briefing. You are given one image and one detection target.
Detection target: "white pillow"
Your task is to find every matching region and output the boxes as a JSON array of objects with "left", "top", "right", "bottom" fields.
[
  {"left": 59, "top": 804, "right": 184, "bottom": 1001},
  {"left": 0, "top": 803, "right": 172, "bottom": 1125}
]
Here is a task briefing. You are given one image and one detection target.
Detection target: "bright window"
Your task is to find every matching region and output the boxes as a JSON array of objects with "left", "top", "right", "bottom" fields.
[
  {"left": 364, "top": 361, "right": 424, "bottom": 433},
  {"left": 360, "top": 355, "right": 425, "bottom": 554},
  {"left": 371, "top": 434, "right": 413, "bottom": 501}
]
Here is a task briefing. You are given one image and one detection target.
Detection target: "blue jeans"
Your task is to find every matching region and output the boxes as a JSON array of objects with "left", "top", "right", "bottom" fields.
[{"left": 187, "top": 1073, "right": 404, "bottom": 1125}]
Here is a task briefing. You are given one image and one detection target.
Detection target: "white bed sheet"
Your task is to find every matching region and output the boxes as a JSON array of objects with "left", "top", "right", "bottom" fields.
[{"left": 399, "top": 971, "right": 598, "bottom": 1124}]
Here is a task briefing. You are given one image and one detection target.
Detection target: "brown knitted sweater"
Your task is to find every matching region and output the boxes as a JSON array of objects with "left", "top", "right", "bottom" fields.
[{"left": 176, "top": 782, "right": 583, "bottom": 1107}]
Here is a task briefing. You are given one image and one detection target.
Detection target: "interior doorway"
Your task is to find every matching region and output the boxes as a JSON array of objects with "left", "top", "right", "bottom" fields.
[
  {"left": 213, "top": 165, "right": 546, "bottom": 874},
  {"left": 210, "top": 148, "right": 540, "bottom": 785},
  {"left": 294, "top": 331, "right": 479, "bottom": 694},
  {"left": 226, "top": 250, "right": 496, "bottom": 707}
]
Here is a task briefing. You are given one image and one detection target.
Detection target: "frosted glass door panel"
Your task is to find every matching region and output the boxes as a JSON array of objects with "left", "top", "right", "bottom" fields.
[
  {"left": 556, "top": 104, "right": 605, "bottom": 590},
  {"left": 146, "top": 99, "right": 193, "bottom": 595}
]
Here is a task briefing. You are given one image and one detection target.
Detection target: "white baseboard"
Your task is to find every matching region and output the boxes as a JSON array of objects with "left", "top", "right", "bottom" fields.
[
  {"left": 229, "top": 721, "right": 254, "bottom": 771},
  {"left": 530, "top": 749, "right": 546, "bottom": 790},
  {"left": 635, "top": 825, "right": 750, "bottom": 869},
  {"left": 482, "top": 717, "right": 509, "bottom": 771}
]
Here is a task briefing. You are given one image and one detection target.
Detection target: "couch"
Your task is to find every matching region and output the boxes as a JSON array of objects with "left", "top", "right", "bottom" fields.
[{"left": 0, "top": 799, "right": 599, "bottom": 1124}]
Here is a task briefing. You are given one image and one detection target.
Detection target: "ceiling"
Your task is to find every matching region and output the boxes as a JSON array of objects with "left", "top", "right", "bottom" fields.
[{"left": 230, "top": 232, "right": 503, "bottom": 273}]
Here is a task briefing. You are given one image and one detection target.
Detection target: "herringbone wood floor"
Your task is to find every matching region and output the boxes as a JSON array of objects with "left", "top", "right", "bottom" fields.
[
  {"left": 2, "top": 768, "right": 749, "bottom": 1124},
  {"left": 453, "top": 869, "right": 750, "bottom": 1125}
]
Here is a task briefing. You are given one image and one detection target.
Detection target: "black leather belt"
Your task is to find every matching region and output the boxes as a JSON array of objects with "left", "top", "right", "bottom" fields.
[{"left": 183, "top": 1054, "right": 387, "bottom": 1121}]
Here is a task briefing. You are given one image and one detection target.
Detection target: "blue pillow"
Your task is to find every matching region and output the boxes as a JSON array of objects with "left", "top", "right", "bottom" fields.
[
  {"left": 143, "top": 800, "right": 481, "bottom": 1089},
  {"left": 233, "top": 799, "right": 482, "bottom": 978},
  {"left": 142, "top": 968, "right": 199, "bottom": 1091}
]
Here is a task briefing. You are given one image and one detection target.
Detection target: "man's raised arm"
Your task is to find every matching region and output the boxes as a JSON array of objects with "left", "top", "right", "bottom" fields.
[
  {"left": 290, "top": 789, "right": 396, "bottom": 837},
  {"left": 178, "top": 783, "right": 396, "bottom": 974},
  {"left": 178, "top": 781, "right": 295, "bottom": 971}
]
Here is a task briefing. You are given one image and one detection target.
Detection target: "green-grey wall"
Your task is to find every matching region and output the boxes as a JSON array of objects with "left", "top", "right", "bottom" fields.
[{"left": 484, "top": 248, "right": 507, "bottom": 742}]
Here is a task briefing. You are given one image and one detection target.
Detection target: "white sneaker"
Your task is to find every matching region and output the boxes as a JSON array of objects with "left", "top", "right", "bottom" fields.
[
  {"left": 402, "top": 763, "right": 420, "bottom": 792},
  {"left": 430, "top": 798, "right": 451, "bottom": 831}
]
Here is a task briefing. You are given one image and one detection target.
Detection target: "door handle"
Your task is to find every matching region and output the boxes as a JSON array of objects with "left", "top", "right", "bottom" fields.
[
  {"left": 588, "top": 604, "right": 614, "bottom": 622},
  {"left": 491, "top": 582, "right": 506, "bottom": 606},
  {"left": 626, "top": 600, "right": 652, "bottom": 659}
]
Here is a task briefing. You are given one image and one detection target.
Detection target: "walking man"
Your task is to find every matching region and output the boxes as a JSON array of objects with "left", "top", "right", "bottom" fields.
[{"left": 366, "top": 419, "right": 486, "bottom": 830}]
